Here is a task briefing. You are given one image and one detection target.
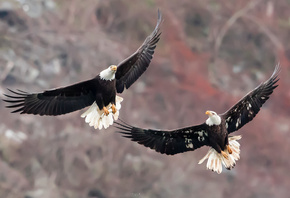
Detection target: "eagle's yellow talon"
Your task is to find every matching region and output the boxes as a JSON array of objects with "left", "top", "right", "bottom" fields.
[
  {"left": 103, "top": 107, "right": 109, "bottom": 116},
  {"left": 227, "top": 145, "right": 232, "bottom": 154},
  {"left": 112, "top": 104, "right": 117, "bottom": 114},
  {"left": 221, "top": 151, "right": 228, "bottom": 159}
]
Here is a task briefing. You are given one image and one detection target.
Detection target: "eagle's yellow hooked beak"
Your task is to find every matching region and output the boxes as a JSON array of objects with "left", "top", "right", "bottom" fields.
[
  {"left": 205, "top": 111, "right": 212, "bottom": 116},
  {"left": 111, "top": 65, "right": 117, "bottom": 71}
]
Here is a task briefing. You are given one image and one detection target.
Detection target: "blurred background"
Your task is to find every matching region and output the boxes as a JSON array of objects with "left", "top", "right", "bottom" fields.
[{"left": 0, "top": 0, "right": 290, "bottom": 197}]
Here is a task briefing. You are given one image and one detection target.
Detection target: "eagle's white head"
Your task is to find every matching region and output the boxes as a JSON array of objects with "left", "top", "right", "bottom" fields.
[
  {"left": 205, "top": 110, "right": 221, "bottom": 126},
  {"left": 99, "top": 65, "right": 117, "bottom": 81}
]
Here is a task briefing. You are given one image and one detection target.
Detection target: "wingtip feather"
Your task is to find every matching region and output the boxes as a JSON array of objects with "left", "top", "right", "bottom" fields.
[
  {"left": 157, "top": 9, "right": 162, "bottom": 22},
  {"left": 6, "top": 88, "right": 28, "bottom": 96}
]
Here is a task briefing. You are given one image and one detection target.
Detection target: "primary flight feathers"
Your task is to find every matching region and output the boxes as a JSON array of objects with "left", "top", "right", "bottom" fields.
[
  {"left": 116, "top": 10, "right": 162, "bottom": 93},
  {"left": 221, "top": 64, "right": 280, "bottom": 133},
  {"left": 3, "top": 10, "right": 162, "bottom": 129},
  {"left": 116, "top": 64, "right": 280, "bottom": 173}
]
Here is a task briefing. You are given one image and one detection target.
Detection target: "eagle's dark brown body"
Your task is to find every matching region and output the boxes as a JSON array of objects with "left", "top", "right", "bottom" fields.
[
  {"left": 96, "top": 76, "right": 117, "bottom": 109},
  {"left": 207, "top": 119, "right": 228, "bottom": 154}
]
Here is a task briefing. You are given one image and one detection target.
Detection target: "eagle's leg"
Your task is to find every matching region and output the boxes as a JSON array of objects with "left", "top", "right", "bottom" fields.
[
  {"left": 227, "top": 145, "right": 232, "bottom": 154},
  {"left": 95, "top": 94, "right": 110, "bottom": 116},
  {"left": 221, "top": 150, "right": 229, "bottom": 159},
  {"left": 212, "top": 143, "right": 229, "bottom": 159},
  {"left": 224, "top": 136, "right": 232, "bottom": 154},
  {"left": 103, "top": 107, "right": 110, "bottom": 116},
  {"left": 112, "top": 104, "right": 117, "bottom": 114}
]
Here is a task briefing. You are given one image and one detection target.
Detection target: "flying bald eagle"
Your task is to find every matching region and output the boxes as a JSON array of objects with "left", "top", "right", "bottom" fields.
[
  {"left": 3, "top": 10, "right": 162, "bottom": 130},
  {"left": 116, "top": 65, "right": 280, "bottom": 174}
]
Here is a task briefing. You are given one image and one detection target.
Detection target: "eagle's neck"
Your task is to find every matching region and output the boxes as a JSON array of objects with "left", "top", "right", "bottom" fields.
[
  {"left": 99, "top": 68, "right": 115, "bottom": 81},
  {"left": 206, "top": 114, "right": 221, "bottom": 126}
]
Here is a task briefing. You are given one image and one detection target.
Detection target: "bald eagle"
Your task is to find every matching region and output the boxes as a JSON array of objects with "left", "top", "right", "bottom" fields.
[
  {"left": 116, "top": 65, "right": 280, "bottom": 174},
  {"left": 3, "top": 11, "right": 162, "bottom": 130}
]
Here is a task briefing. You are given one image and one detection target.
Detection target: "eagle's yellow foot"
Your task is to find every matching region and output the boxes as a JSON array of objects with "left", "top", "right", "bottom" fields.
[
  {"left": 103, "top": 107, "right": 109, "bottom": 116},
  {"left": 221, "top": 150, "right": 229, "bottom": 159},
  {"left": 112, "top": 104, "right": 117, "bottom": 114},
  {"left": 227, "top": 145, "right": 232, "bottom": 154}
]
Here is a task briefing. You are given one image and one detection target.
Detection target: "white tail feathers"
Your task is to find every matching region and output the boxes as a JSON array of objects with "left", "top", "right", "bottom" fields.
[
  {"left": 198, "top": 135, "right": 241, "bottom": 174},
  {"left": 81, "top": 96, "right": 123, "bottom": 130}
]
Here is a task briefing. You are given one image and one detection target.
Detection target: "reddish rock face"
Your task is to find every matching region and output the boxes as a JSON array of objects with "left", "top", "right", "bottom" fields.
[{"left": 0, "top": 1, "right": 290, "bottom": 198}]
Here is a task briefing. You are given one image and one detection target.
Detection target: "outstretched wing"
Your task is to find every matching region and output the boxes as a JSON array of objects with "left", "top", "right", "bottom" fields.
[
  {"left": 221, "top": 64, "right": 280, "bottom": 133},
  {"left": 116, "top": 120, "right": 209, "bottom": 155},
  {"left": 3, "top": 78, "right": 98, "bottom": 116},
  {"left": 115, "top": 10, "right": 162, "bottom": 93}
]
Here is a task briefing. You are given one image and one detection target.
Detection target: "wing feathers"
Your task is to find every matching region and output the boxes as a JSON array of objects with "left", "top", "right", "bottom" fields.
[
  {"left": 116, "top": 10, "right": 162, "bottom": 93},
  {"left": 3, "top": 78, "right": 98, "bottom": 116},
  {"left": 116, "top": 120, "right": 209, "bottom": 155},
  {"left": 222, "top": 64, "right": 280, "bottom": 133}
]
